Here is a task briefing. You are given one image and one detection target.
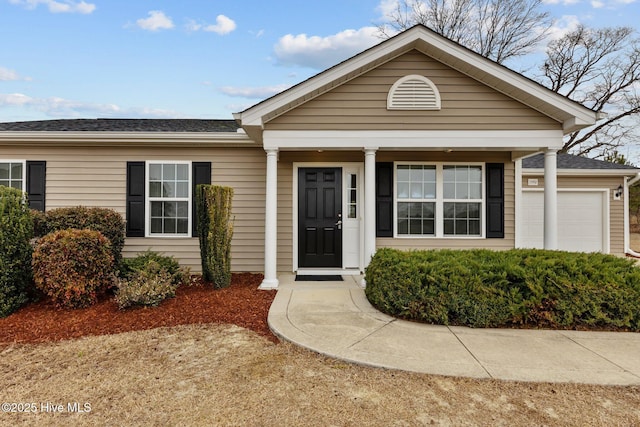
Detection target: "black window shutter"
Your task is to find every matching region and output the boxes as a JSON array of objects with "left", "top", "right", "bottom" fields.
[
  {"left": 26, "top": 161, "right": 46, "bottom": 212},
  {"left": 126, "top": 162, "right": 145, "bottom": 237},
  {"left": 376, "top": 162, "right": 394, "bottom": 237},
  {"left": 486, "top": 163, "right": 504, "bottom": 238},
  {"left": 192, "top": 162, "right": 212, "bottom": 237}
]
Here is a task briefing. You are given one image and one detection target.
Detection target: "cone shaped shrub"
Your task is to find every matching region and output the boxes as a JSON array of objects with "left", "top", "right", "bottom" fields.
[
  {"left": 196, "top": 185, "right": 234, "bottom": 288},
  {"left": 32, "top": 229, "right": 115, "bottom": 309},
  {"left": 0, "top": 186, "right": 33, "bottom": 317}
]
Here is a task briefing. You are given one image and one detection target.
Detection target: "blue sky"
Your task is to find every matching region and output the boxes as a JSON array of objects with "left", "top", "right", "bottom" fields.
[{"left": 0, "top": 0, "right": 638, "bottom": 122}]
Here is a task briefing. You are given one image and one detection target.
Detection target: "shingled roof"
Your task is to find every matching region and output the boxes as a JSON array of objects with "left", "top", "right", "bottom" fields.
[
  {"left": 522, "top": 153, "right": 638, "bottom": 170},
  {"left": 0, "top": 119, "right": 240, "bottom": 133}
]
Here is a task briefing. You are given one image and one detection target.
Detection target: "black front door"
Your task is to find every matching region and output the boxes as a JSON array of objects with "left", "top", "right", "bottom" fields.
[{"left": 298, "top": 167, "right": 342, "bottom": 268}]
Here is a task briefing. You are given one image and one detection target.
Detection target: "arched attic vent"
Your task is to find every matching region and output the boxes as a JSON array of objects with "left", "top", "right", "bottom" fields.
[{"left": 387, "top": 74, "right": 441, "bottom": 110}]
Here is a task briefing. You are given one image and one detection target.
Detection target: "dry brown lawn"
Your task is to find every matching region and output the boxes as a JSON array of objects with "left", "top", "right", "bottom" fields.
[{"left": 1, "top": 323, "right": 639, "bottom": 426}]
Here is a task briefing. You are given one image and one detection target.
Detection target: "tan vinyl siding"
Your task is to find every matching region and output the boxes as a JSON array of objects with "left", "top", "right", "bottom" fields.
[
  {"left": 277, "top": 151, "right": 515, "bottom": 272},
  {"left": 522, "top": 175, "right": 626, "bottom": 255},
  {"left": 1, "top": 146, "right": 266, "bottom": 272},
  {"left": 266, "top": 50, "right": 561, "bottom": 131}
]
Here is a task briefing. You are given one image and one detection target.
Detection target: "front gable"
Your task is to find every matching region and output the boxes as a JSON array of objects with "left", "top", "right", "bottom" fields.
[{"left": 265, "top": 50, "right": 560, "bottom": 132}]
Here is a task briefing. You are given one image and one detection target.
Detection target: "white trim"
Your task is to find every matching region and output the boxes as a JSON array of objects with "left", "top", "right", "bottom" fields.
[
  {"left": 0, "top": 132, "right": 255, "bottom": 147},
  {"left": 261, "top": 149, "right": 279, "bottom": 289},
  {"left": 514, "top": 158, "right": 523, "bottom": 248},
  {"left": 239, "top": 26, "right": 596, "bottom": 131},
  {"left": 521, "top": 188, "right": 610, "bottom": 253},
  {"left": 393, "top": 162, "right": 485, "bottom": 238},
  {"left": 387, "top": 74, "right": 441, "bottom": 110},
  {"left": 144, "top": 161, "right": 192, "bottom": 238},
  {"left": 264, "top": 130, "right": 564, "bottom": 151},
  {"left": 523, "top": 168, "right": 639, "bottom": 177},
  {"left": 293, "top": 162, "right": 365, "bottom": 273},
  {"left": 0, "top": 159, "right": 26, "bottom": 191}
]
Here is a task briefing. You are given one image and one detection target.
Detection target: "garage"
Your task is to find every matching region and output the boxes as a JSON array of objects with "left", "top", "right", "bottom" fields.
[{"left": 520, "top": 190, "right": 608, "bottom": 253}]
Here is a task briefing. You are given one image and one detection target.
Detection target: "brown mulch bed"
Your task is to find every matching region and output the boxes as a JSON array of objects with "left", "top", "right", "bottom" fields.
[{"left": 0, "top": 273, "right": 277, "bottom": 346}]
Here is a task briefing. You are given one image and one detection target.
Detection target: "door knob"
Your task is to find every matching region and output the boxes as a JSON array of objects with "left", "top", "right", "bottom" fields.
[{"left": 335, "top": 220, "right": 342, "bottom": 229}]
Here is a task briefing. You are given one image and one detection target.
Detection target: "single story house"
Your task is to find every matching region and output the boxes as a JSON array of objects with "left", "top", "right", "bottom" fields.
[{"left": 1, "top": 25, "right": 638, "bottom": 289}]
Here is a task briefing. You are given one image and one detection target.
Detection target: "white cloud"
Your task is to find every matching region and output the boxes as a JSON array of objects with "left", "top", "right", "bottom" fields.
[
  {"left": 186, "top": 15, "right": 236, "bottom": 35},
  {"left": 0, "top": 67, "right": 31, "bottom": 81},
  {"left": 9, "top": 0, "right": 95, "bottom": 14},
  {"left": 136, "top": 10, "right": 174, "bottom": 32},
  {"left": 219, "top": 84, "right": 291, "bottom": 99},
  {"left": 546, "top": 15, "right": 582, "bottom": 42},
  {"left": 274, "top": 27, "right": 381, "bottom": 69},
  {"left": 0, "top": 92, "right": 181, "bottom": 118},
  {"left": 591, "top": 0, "right": 605, "bottom": 6}
]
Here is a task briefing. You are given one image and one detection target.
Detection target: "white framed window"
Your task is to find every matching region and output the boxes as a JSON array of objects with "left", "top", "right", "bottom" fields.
[
  {"left": 394, "top": 162, "right": 484, "bottom": 238},
  {"left": 0, "top": 160, "right": 26, "bottom": 191},
  {"left": 146, "top": 161, "right": 191, "bottom": 237},
  {"left": 347, "top": 172, "right": 358, "bottom": 219}
]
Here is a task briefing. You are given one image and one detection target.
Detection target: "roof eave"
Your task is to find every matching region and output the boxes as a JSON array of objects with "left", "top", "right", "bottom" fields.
[{"left": 522, "top": 168, "right": 639, "bottom": 176}]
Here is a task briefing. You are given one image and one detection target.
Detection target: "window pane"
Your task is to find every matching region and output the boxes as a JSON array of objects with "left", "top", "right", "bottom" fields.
[
  {"left": 398, "top": 219, "right": 408, "bottom": 234},
  {"left": 423, "top": 203, "right": 435, "bottom": 219},
  {"left": 409, "top": 202, "right": 422, "bottom": 218},
  {"left": 0, "top": 180, "right": 8, "bottom": 187},
  {"left": 424, "top": 182, "right": 436, "bottom": 199},
  {"left": 0, "top": 164, "right": 8, "bottom": 180},
  {"left": 410, "top": 166, "right": 423, "bottom": 182},
  {"left": 455, "top": 203, "right": 468, "bottom": 217},
  {"left": 151, "top": 201, "right": 163, "bottom": 216},
  {"left": 164, "top": 218, "right": 177, "bottom": 234},
  {"left": 149, "top": 182, "right": 162, "bottom": 197},
  {"left": 456, "top": 183, "right": 468, "bottom": 199},
  {"left": 177, "top": 219, "right": 189, "bottom": 234},
  {"left": 469, "top": 203, "right": 480, "bottom": 219},
  {"left": 177, "top": 201, "right": 189, "bottom": 217},
  {"left": 350, "top": 189, "right": 357, "bottom": 203},
  {"left": 350, "top": 174, "right": 356, "bottom": 188},
  {"left": 349, "top": 205, "right": 356, "bottom": 218},
  {"left": 151, "top": 218, "right": 162, "bottom": 233},
  {"left": 397, "top": 166, "right": 410, "bottom": 181},
  {"left": 422, "top": 219, "right": 435, "bottom": 235},
  {"left": 444, "top": 219, "right": 454, "bottom": 235},
  {"left": 409, "top": 219, "right": 421, "bottom": 234},
  {"left": 444, "top": 202, "right": 455, "bottom": 219},
  {"left": 176, "top": 182, "right": 189, "bottom": 198},
  {"left": 397, "top": 183, "right": 409, "bottom": 198},
  {"left": 469, "top": 166, "right": 482, "bottom": 182},
  {"left": 163, "top": 182, "right": 176, "bottom": 198},
  {"left": 398, "top": 202, "right": 408, "bottom": 218},
  {"left": 443, "top": 166, "right": 455, "bottom": 182},
  {"left": 11, "top": 164, "right": 22, "bottom": 179},
  {"left": 469, "top": 183, "right": 482, "bottom": 199},
  {"left": 149, "top": 164, "right": 162, "bottom": 181},
  {"left": 10, "top": 180, "right": 22, "bottom": 189},
  {"left": 456, "top": 220, "right": 468, "bottom": 235},
  {"left": 164, "top": 201, "right": 176, "bottom": 216},
  {"left": 469, "top": 220, "right": 480, "bottom": 235},
  {"left": 163, "top": 164, "right": 176, "bottom": 180},
  {"left": 455, "top": 167, "right": 468, "bottom": 181},
  {"left": 443, "top": 183, "right": 455, "bottom": 199},
  {"left": 176, "top": 164, "right": 189, "bottom": 180},
  {"left": 410, "top": 182, "right": 423, "bottom": 198}
]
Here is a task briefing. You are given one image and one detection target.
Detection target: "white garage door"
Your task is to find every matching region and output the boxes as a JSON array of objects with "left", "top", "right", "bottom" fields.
[{"left": 520, "top": 190, "right": 607, "bottom": 253}]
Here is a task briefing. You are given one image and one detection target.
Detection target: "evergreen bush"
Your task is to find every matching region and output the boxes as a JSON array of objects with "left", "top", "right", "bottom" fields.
[
  {"left": 365, "top": 248, "right": 640, "bottom": 330},
  {"left": 115, "top": 260, "right": 178, "bottom": 309},
  {"left": 0, "top": 186, "right": 33, "bottom": 317},
  {"left": 196, "top": 185, "right": 234, "bottom": 288},
  {"left": 120, "top": 250, "right": 189, "bottom": 286}
]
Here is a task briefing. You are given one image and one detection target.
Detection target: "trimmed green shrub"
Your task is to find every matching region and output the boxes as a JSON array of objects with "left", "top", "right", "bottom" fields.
[
  {"left": 196, "top": 185, "right": 234, "bottom": 288},
  {"left": 30, "top": 209, "right": 47, "bottom": 239},
  {"left": 365, "top": 248, "right": 640, "bottom": 330},
  {"left": 42, "top": 206, "right": 125, "bottom": 267},
  {"left": 32, "top": 229, "right": 115, "bottom": 309},
  {"left": 115, "top": 261, "right": 177, "bottom": 309},
  {"left": 0, "top": 186, "right": 34, "bottom": 317},
  {"left": 120, "top": 250, "right": 189, "bottom": 286}
]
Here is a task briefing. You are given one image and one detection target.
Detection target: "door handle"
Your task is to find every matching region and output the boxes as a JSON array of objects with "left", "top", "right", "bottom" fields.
[{"left": 335, "top": 220, "right": 342, "bottom": 230}]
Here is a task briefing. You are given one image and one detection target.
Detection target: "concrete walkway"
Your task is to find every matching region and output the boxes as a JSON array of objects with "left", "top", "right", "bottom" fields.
[{"left": 268, "top": 274, "right": 640, "bottom": 386}]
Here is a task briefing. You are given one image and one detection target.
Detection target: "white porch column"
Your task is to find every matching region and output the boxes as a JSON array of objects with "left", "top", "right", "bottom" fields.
[
  {"left": 364, "top": 148, "right": 378, "bottom": 267},
  {"left": 260, "top": 148, "right": 279, "bottom": 289},
  {"left": 544, "top": 149, "right": 558, "bottom": 250}
]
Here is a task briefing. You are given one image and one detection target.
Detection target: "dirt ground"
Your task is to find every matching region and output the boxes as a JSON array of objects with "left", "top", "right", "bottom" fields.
[{"left": 1, "top": 324, "right": 639, "bottom": 427}]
